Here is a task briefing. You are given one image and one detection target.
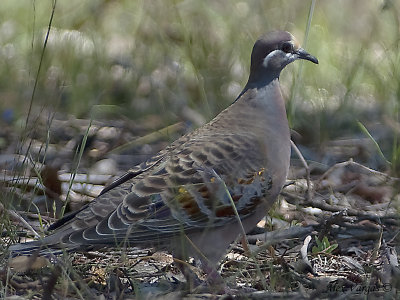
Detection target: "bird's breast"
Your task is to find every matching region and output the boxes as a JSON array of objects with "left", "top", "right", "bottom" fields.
[{"left": 232, "top": 81, "right": 291, "bottom": 197}]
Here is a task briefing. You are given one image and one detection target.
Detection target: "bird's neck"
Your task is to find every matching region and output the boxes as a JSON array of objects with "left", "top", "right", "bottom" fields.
[
  {"left": 231, "top": 78, "right": 287, "bottom": 134},
  {"left": 237, "top": 71, "right": 280, "bottom": 101},
  {"left": 235, "top": 74, "right": 279, "bottom": 101}
]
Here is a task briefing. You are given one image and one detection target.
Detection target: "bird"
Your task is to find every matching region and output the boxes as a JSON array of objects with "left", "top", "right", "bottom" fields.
[{"left": 9, "top": 30, "right": 318, "bottom": 286}]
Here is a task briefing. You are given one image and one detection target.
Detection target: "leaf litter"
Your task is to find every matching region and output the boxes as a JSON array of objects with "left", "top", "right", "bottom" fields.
[{"left": 0, "top": 111, "right": 399, "bottom": 299}]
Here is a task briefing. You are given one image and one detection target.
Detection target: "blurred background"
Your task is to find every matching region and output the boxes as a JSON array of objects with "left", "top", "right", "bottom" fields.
[{"left": 0, "top": 0, "right": 399, "bottom": 174}]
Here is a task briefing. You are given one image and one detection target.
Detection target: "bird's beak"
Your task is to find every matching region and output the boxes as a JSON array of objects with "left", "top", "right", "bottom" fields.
[{"left": 295, "top": 48, "right": 318, "bottom": 64}]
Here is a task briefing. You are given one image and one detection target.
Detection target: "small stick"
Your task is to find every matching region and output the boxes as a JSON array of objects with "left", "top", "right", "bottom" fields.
[
  {"left": 8, "top": 209, "right": 41, "bottom": 239},
  {"left": 291, "top": 140, "right": 313, "bottom": 200}
]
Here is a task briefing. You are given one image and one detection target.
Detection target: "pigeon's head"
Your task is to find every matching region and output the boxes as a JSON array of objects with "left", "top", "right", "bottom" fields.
[{"left": 249, "top": 31, "right": 318, "bottom": 83}]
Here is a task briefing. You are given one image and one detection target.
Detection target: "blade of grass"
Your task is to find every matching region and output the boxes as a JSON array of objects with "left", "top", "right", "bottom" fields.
[
  {"left": 61, "top": 118, "right": 92, "bottom": 217},
  {"left": 211, "top": 169, "right": 268, "bottom": 290},
  {"left": 357, "top": 120, "right": 392, "bottom": 165},
  {"left": 287, "top": 0, "right": 316, "bottom": 125},
  {"left": 109, "top": 122, "right": 184, "bottom": 155}
]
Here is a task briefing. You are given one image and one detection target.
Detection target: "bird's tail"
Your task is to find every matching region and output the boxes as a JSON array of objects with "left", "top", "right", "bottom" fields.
[
  {"left": 8, "top": 225, "right": 80, "bottom": 257},
  {"left": 8, "top": 235, "right": 71, "bottom": 257},
  {"left": 8, "top": 240, "right": 45, "bottom": 256}
]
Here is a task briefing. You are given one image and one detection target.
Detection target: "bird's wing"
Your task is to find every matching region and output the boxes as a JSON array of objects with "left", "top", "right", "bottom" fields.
[
  {"left": 47, "top": 135, "right": 192, "bottom": 231},
  {"left": 98, "top": 133, "right": 193, "bottom": 197},
  {"left": 52, "top": 131, "right": 272, "bottom": 248}
]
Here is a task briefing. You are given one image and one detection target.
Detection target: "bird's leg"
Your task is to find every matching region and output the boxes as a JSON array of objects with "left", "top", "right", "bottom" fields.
[
  {"left": 201, "top": 262, "right": 224, "bottom": 286},
  {"left": 195, "top": 260, "right": 230, "bottom": 294},
  {"left": 240, "top": 234, "right": 251, "bottom": 256},
  {"left": 174, "top": 257, "right": 228, "bottom": 293},
  {"left": 173, "top": 258, "right": 202, "bottom": 290}
]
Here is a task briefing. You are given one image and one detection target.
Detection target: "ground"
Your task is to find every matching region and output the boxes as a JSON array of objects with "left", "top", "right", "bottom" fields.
[{"left": 0, "top": 111, "right": 399, "bottom": 299}]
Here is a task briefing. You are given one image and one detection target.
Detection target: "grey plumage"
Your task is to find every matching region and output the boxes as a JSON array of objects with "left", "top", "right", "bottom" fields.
[{"left": 9, "top": 31, "right": 318, "bottom": 277}]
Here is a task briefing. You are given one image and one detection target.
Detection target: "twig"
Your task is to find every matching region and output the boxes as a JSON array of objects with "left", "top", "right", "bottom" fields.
[
  {"left": 247, "top": 225, "right": 315, "bottom": 245},
  {"left": 298, "top": 235, "right": 314, "bottom": 274},
  {"left": 281, "top": 191, "right": 400, "bottom": 222},
  {"left": 7, "top": 209, "right": 41, "bottom": 239},
  {"left": 291, "top": 140, "right": 313, "bottom": 200},
  {"left": 315, "top": 159, "right": 399, "bottom": 189}
]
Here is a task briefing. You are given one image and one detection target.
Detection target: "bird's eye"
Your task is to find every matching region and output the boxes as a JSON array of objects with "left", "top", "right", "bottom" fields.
[{"left": 281, "top": 42, "right": 293, "bottom": 53}]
